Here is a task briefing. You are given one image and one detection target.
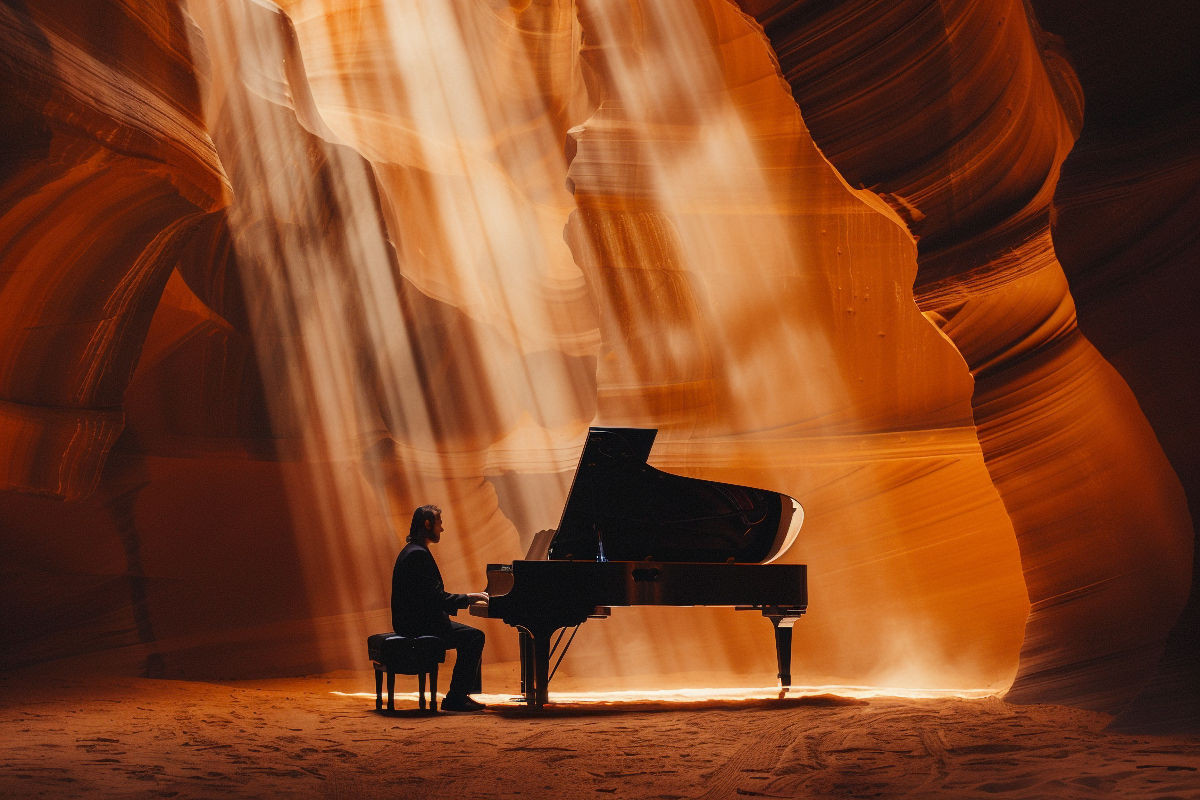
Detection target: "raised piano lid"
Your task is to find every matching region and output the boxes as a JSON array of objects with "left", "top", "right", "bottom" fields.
[{"left": 537, "top": 427, "right": 803, "bottom": 564}]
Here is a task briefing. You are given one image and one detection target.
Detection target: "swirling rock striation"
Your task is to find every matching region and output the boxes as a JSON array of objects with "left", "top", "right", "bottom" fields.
[
  {"left": 1026, "top": 0, "right": 1200, "bottom": 732},
  {"left": 0, "top": 0, "right": 223, "bottom": 498},
  {"left": 740, "top": 0, "right": 1195, "bottom": 721}
]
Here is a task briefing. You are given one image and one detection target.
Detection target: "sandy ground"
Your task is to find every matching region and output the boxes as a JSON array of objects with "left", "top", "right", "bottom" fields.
[{"left": 1, "top": 668, "right": 1198, "bottom": 800}]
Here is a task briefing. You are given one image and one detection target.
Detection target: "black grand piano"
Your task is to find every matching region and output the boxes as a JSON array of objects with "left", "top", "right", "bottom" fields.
[{"left": 471, "top": 427, "right": 808, "bottom": 707}]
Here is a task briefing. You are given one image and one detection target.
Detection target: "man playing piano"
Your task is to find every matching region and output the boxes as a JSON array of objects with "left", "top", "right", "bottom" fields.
[{"left": 391, "top": 505, "right": 490, "bottom": 712}]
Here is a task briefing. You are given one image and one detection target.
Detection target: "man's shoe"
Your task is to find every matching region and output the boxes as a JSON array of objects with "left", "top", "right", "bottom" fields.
[{"left": 441, "top": 694, "right": 487, "bottom": 712}]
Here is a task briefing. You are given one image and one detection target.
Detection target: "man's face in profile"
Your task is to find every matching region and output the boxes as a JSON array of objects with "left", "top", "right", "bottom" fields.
[{"left": 426, "top": 513, "right": 444, "bottom": 544}]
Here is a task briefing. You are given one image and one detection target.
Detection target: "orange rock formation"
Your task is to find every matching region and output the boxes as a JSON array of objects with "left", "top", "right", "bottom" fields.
[{"left": 0, "top": 0, "right": 1194, "bottom": 730}]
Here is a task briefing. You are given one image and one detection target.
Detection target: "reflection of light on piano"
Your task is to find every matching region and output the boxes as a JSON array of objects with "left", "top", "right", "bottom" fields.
[{"left": 332, "top": 685, "right": 996, "bottom": 705}]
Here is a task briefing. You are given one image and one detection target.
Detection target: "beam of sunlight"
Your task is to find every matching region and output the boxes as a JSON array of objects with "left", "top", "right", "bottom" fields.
[
  {"left": 185, "top": 0, "right": 600, "bottom": 670},
  {"left": 565, "top": 0, "right": 1025, "bottom": 694},
  {"left": 563, "top": 0, "right": 866, "bottom": 688},
  {"left": 185, "top": 0, "right": 443, "bottom": 666}
]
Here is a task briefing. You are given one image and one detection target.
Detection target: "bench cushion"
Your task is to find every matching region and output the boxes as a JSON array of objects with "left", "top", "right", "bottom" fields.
[{"left": 367, "top": 633, "right": 447, "bottom": 673}]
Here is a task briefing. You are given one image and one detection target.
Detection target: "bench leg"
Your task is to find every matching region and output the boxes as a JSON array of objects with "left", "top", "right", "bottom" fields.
[
  {"left": 387, "top": 670, "right": 396, "bottom": 711},
  {"left": 430, "top": 664, "right": 439, "bottom": 712},
  {"left": 374, "top": 668, "right": 383, "bottom": 711}
]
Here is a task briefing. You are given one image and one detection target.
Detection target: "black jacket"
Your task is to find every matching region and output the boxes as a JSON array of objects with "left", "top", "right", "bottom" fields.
[{"left": 391, "top": 542, "right": 471, "bottom": 636}]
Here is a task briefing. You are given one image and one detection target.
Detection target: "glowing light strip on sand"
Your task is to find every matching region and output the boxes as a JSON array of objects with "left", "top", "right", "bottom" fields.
[{"left": 333, "top": 685, "right": 997, "bottom": 705}]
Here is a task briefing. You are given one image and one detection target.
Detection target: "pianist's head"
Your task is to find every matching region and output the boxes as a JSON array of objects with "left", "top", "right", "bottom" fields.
[{"left": 407, "top": 504, "right": 443, "bottom": 544}]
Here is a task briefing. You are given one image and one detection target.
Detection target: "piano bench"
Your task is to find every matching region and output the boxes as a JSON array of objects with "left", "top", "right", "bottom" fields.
[{"left": 366, "top": 633, "right": 448, "bottom": 712}]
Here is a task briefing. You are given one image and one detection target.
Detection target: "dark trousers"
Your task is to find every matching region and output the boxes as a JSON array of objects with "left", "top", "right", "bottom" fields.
[{"left": 444, "top": 621, "right": 484, "bottom": 696}]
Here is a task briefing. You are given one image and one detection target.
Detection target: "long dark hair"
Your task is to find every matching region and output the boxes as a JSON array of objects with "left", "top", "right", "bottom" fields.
[{"left": 407, "top": 504, "right": 441, "bottom": 543}]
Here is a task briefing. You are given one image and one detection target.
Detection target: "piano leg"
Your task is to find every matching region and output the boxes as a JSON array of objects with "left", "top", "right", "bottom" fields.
[
  {"left": 518, "top": 629, "right": 532, "bottom": 699},
  {"left": 764, "top": 611, "right": 800, "bottom": 689},
  {"left": 516, "top": 626, "right": 553, "bottom": 708},
  {"left": 531, "top": 631, "right": 551, "bottom": 708},
  {"left": 515, "top": 625, "right": 554, "bottom": 708}
]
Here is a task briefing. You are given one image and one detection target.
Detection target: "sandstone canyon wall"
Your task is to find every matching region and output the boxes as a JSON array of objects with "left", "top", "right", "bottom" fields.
[
  {"left": 1024, "top": 0, "right": 1200, "bottom": 732},
  {"left": 0, "top": 0, "right": 1194, "bottom": 729},
  {"left": 740, "top": 0, "right": 1197, "bottom": 729}
]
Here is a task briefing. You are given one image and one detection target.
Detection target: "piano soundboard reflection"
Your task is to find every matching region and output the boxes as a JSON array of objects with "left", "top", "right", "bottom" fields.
[{"left": 471, "top": 427, "right": 807, "bottom": 708}]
